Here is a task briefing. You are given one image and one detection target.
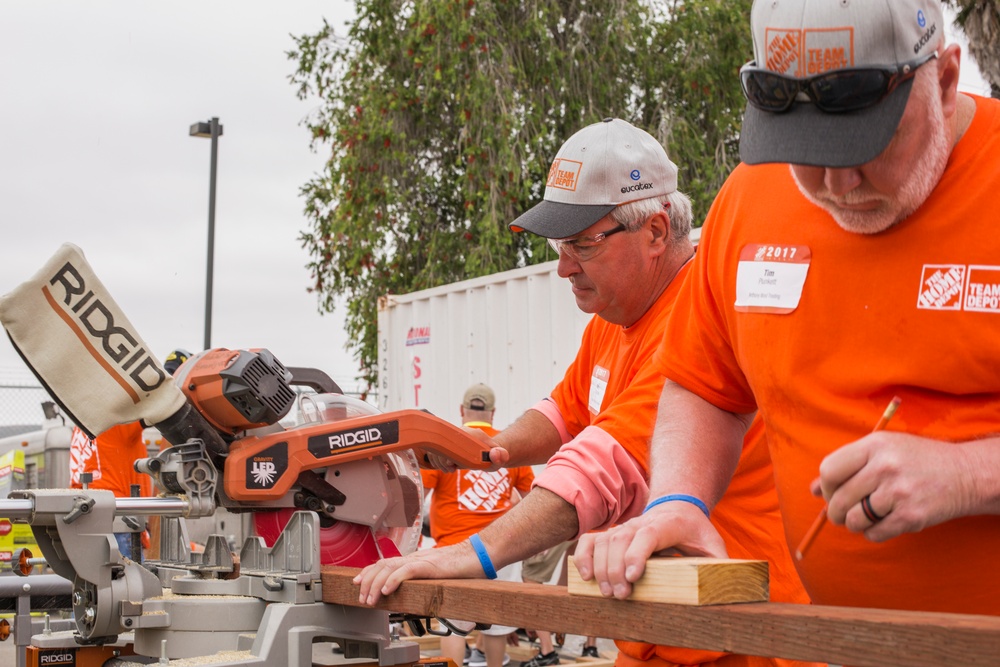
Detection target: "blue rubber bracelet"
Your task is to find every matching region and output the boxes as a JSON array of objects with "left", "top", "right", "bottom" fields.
[
  {"left": 643, "top": 494, "right": 710, "bottom": 518},
  {"left": 469, "top": 533, "right": 498, "bottom": 579}
]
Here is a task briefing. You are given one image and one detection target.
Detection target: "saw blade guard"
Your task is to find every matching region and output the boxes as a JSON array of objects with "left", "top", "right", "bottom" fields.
[{"left": 253, "top": 393, "right": 423, "bottom": 565}]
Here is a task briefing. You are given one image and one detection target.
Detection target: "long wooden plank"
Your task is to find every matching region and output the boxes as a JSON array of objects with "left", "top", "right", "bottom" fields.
[{"left": 322, "top": 567, "right": 1000, "bottom": 667}]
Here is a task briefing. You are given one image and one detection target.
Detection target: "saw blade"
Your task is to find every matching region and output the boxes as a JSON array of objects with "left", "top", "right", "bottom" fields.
[{"left": 253, "top": 508, "right": 402, "bottom": 566}]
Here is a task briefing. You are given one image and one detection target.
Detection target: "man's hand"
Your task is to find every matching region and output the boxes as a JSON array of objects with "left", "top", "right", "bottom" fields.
[
  {"left": 421, "top": 426, "right": 507, "bottom": 472},
  {"left": 815, "top": 431, "right": 996, "bottom": 542},
  {"left": 572, "top": 502, "right": 728, "bottom": 600},
  {"left": 488, "top": 445, "right": 510, "bottom": 470},
  {"left": 353, "top": 541, "right": 484, "bottom": 605}
]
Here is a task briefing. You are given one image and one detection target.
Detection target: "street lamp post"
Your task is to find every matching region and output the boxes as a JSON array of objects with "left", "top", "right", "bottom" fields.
[{"left": 189, "top": 117, "right": 223, "bottom": 351}]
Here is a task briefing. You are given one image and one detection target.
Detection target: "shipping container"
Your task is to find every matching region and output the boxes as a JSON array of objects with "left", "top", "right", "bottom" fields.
[{"left": 377, "top": 260, "right": 592, "bottom": 429}]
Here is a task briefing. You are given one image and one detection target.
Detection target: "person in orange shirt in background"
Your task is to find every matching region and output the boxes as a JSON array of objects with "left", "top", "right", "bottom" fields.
[
  {"left": 69, "top": 422, "right": 150, "bottom": 559},
  {"left": 357, "top": 119, "right": 818, "bottom": 667},
  {"left": 69, "top": 348, "right": 192, "bottom": 561},
  {"left": 422, "top": 383, "right": 534, "bottom": 667}
]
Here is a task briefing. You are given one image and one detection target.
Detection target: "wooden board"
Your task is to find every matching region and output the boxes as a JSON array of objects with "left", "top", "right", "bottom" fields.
[
  {"left": 321, "top": 567, "right": 1000, "bottom": 667},
  {"left": 566, "top": 556, "right": 768, "bottom": 606}
]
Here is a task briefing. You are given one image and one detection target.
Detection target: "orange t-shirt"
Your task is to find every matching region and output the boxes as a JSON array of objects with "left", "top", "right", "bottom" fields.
[
  {"left": 657, "top": 96, "right": 1000, "bottom": 615},
  {"left": 69, "top": 423, "right": 152, "bottom": 498},
  {"left": 542, "top": 271, "right": 816, "bottom": 667},
  {"left": 422, "top": 423, "right": 536, "bottom": 548}
]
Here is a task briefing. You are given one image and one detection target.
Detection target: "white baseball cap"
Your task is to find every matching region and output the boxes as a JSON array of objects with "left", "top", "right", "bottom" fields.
[
  {"left": 509, "top": 118, "right": 678, "bottom": 239},
  {"left": 739, "top": 0, "right": 945, "bottom": 167}
]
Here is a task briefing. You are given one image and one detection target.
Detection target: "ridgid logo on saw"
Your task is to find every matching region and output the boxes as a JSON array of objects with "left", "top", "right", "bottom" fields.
[
  {"left": 307, "top": 419, "right": 401, "bottom": 459},
  {"left": 45, "top": 261, "right": 165, "bottom": 392}
]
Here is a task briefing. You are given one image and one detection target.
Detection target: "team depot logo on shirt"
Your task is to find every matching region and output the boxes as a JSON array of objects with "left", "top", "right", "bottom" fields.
[
  {"left": 456, "top": 469, "right": 512, "bottom": 513},
  {"left": 917, "top": 264, "right": 1000, "bottom": 312}
]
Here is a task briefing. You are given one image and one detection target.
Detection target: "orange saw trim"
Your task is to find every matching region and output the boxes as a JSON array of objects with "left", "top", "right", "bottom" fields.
[{"left": 225, "top": 409, "right": 492, "bottom": 501}]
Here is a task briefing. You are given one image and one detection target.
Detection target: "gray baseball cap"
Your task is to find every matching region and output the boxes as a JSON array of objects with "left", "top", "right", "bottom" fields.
[
  {"left": 739, "top": 0, "right": 945, "bottom": 168},
  {"left": 510, "top": 118, "right": 678, "bottom": 239}
]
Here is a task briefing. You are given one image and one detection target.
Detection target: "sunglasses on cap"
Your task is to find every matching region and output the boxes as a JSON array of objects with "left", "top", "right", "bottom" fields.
[{"left": 740, "top": 52, "right": 937, "bottom": 114}]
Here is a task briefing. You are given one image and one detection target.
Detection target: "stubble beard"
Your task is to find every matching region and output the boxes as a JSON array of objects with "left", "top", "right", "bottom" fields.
[{"left": 793, "top": 78, "right": 952, "bottom": 235}]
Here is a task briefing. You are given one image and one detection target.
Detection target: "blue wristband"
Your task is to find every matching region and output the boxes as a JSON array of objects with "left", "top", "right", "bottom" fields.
[
  {"left": 469, "top": 533, "right": 497, "bottom": 579},
  {"left": 643, "top": 494, "right": 710, "bottom": 518}
]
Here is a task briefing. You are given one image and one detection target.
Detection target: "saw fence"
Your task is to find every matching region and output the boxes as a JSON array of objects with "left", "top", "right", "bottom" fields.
[{"left": 322, "top": 567, "right": 1000, "bottom": 667}]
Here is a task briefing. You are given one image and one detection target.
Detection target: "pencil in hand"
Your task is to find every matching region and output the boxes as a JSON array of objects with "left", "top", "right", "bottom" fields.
[{"left": 794, "top": 396, "right": 902, "bottom": 561}]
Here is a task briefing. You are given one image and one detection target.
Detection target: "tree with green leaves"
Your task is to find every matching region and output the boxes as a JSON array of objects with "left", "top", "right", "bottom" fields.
[
  {"left": 288, "top": 0, "right": 753, "bottom": 392},
  {"left": 946, "top": 0, "right": 1000, "bottom": 97}
]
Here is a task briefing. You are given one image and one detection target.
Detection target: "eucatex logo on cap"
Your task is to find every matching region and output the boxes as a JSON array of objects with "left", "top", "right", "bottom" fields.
[
  {"left": 621, "top": 182, "right": 654, "bottom": 194},
  {"left": 547, "top": 158, "right": 582, "bottom": 191},
  {"left": 913, "top": 13, "right": 937, "bottom": 53},
  {"left": 621, "top": 168, "right": 654, "bottom": 194}
]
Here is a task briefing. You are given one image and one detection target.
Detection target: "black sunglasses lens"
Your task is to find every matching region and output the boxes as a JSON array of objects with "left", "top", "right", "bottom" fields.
[
  {"left": 809, "top": 70, "right": 891, "bottom": 112},
  {"left": 742, "top": 70, "right": 799, "bottom": 111}
]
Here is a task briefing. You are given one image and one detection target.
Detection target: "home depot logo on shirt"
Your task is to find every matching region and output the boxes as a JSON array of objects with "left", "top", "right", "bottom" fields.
[
  {"left": 917, "top": 264, "right": 1000, "bottom": 312},
  {"left": 455, "top": 469, "right": 512, "bottom": 513},
  {"left": 68, "top": 427, "right": 101, "bottom": 484}
]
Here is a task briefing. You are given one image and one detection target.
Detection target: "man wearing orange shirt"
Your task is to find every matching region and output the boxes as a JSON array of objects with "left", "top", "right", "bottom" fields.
[
  {"left": 575, "top": 0, "right": 1000, "bottom": 618},
  {"left": 68, "top": 348, "right": 191, "bottom": 561},
  {"left": 422, "top": 383, "right": 534, "bottom": 667},
  {"left": 69, "top": 422, "right": 150, "bottom": 559},
  {"left": 357, "top": 119, "right": 817, "bottom": 667}
]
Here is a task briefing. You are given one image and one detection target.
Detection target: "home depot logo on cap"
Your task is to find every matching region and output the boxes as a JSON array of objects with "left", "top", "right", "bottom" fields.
[{"left": 509, "top": 118, "right": 678, "bottom": 239}]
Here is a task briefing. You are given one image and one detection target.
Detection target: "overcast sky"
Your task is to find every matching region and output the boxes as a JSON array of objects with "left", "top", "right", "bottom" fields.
[
  {"left": 0, "top": 3, "right": 992, "bottom": 415},
  {"left": 0, "top": 1, "right": 362, "bottom": 400}
]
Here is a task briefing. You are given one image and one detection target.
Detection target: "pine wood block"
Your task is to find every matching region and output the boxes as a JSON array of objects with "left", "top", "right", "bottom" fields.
[
  {"left": 505, "top": 643, "right": 541, "bottom": 662},
  {"left": 566, "top": 556, "right": 768, "bottom": 606},
  {"left": 572, "top": 660, "right": 617, "bottom": 667},
  {"left": 409, "top": 634, "right": 445, "bottom": 650}
]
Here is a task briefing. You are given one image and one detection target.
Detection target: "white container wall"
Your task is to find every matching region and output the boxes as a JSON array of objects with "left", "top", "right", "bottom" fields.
[{"left": 377, "top": 260, "right": 592, "bottom": 429}]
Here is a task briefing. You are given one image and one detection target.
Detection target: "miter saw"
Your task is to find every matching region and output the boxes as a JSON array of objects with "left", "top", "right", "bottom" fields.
[{"left": 0, "top": 243, "right": 492, "bottom": 666}]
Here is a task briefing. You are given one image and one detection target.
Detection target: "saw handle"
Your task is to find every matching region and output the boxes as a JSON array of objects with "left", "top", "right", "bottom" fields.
[
  {"left": 399, "top": 410, "right": 494, "bottom": 470},
  {"left": 223, "top": 409, "right": 494, "bottom": 502}
]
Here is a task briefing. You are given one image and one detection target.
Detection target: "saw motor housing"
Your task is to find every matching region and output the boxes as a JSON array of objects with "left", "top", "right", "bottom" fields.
[{"left": 171, "top": 348, "right": 297, "bottom": 436}]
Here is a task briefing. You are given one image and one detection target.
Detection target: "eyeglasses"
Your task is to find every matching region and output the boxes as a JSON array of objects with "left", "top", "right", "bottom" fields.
[
  {"left": 739, "top": 52, "right": 937, "bottom": 114},
  {"left": 548, "top": 223, "right": 627, "bottom": 262}
]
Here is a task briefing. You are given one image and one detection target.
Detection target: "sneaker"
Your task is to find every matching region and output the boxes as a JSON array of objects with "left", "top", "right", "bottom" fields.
[
  {"left": 462, "top": 645, "right": 473, "bottom": 665},
  {"left": 581, "top": 646, "right": 600, "bottom": 659},
  {"left": 522, "top": 651, "right": 561, "bottom": 667},
  {"left": 467, "top": 648, "right": 487, "bottom": 667},
  {"left": 468, "top": 649, "right": 510, "bottom": 667}
]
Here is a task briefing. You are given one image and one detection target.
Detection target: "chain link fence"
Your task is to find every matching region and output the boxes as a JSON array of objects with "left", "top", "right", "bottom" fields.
[{"left": 0, "top": 382, "right": 52, "bottom": 436}]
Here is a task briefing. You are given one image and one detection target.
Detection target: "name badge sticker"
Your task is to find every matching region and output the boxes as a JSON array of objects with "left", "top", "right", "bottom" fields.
[
  {"left": 588, "top": 365, "right": 609, "bottom": 415},
  {"left": 735, "top": 244, "right": 811, "bottom": 314}
]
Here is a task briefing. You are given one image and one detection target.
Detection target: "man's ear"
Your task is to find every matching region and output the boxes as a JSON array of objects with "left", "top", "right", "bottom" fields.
[
  {"left": 647, "top": 210, "right": 670, "bottom": 256},
  {"left": 936, "top": 43, "right": 962, "bottom": 118}
]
